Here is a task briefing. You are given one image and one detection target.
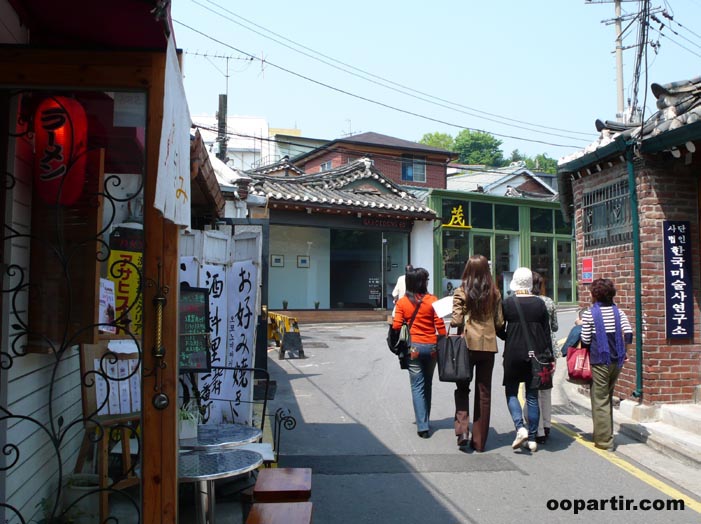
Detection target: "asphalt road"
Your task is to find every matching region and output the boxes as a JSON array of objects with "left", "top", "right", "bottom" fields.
[{"left": 266, "top": 309, "right": 701, "bottom": 524}]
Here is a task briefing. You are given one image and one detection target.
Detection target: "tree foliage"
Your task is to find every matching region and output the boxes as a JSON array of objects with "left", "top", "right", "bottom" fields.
[
  {"left": 453, "top": 130, "right": 503, "bottom": 166},
  {"left": 419, "top": 132, "right": 454, "bottom": 151}
]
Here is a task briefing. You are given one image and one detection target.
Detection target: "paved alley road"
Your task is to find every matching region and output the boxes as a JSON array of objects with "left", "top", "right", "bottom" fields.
[{"left": 267, "top": 313, "right": 701, "bottom": 524}]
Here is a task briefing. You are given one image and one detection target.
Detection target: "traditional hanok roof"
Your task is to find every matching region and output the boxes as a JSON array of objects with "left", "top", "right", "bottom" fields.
[
  {"left": 557, "top": 75, "right": 701, "bottom": 221},
  {"left": 248, "top": 155, "right": 306, "bottom": 176},
  {"left": 248, "top": 157, "right": 435, "bottom": 219}
]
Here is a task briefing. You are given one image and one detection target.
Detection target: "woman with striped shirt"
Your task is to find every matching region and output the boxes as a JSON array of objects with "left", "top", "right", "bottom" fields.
[{"left": 580, "top": 278, "right": 633, "bottom": 451}]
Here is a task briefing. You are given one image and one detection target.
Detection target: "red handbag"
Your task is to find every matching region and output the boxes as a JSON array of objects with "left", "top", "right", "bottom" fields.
[{"left": 566, "top": 344, "right": 592, "bottom": 384}]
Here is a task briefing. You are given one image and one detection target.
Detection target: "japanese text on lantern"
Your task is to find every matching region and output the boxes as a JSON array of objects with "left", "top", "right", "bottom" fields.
[{"left": 663, "top": 220, "right": 693, "bottom": 339}]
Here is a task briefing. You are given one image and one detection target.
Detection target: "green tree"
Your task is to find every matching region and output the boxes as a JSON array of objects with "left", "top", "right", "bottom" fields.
[
  {"left": 453, "top": 130, "right": 504, "bottom": 166},
  {"left": 419, "top": 132, "right": 454, "bottom": 151},
  {"left": 524, "top": 154, "right": 557, "bottom": 174}
]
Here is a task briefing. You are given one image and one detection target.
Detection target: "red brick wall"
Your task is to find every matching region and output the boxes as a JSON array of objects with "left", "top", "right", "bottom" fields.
[
  {"left": 572, "top": 157, "right": 701, "bottom": 404},
  {"left": 301, "top": 149, "right": 447, "bottom": 189}
]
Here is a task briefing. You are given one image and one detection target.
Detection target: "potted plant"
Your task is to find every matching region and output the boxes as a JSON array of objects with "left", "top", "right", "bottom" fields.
[
  {"left": 314, "top": 301, "right": 320, "bottom": 310},
  {"left": 61, "top": 473, "right": 100, "bottom": 523},
  {"left": 179, "top": 401, "right": 199, "bottom": 440},
  {"left": 282, "top": 299, "right": 288, "bottom": 310}
]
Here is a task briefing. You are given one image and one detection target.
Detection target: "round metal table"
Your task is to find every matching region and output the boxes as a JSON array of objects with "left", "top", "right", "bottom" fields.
[
  {"left": 179, "top": 423, "right": 262, "bottom": 451},
  {"left": 180, "top": 448, "right": 263, "bottom": 524}
]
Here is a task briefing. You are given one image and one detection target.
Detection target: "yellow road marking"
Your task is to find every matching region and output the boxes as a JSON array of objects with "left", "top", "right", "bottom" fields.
[{"left": 553, "top": 421, "right": 701, "bottom": 514}]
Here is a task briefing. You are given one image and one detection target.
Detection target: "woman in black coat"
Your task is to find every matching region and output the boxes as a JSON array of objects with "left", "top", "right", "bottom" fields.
[{"left": 498, "top": 267, "right": 552, "bottom": 453}]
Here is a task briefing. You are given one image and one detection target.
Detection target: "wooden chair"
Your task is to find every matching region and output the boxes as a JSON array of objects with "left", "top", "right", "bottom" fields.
[
  {"left": 75, "top": 341, "right": 141, "bottom": 522},
  {"left": 252, "top": 467, "right": 312, "bottom": 503},
  {"left": 246, "top": 501, "right": 313, "bottom": 524}
]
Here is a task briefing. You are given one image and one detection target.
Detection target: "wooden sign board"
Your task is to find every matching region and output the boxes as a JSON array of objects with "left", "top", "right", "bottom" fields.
[{"left": 178, "top": 283, "right": 211, "bottom": 373}]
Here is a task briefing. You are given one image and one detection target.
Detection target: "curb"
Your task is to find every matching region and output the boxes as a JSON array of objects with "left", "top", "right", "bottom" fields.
[{"left": 561, "top": 375, "right": 701, "bottom": 468}]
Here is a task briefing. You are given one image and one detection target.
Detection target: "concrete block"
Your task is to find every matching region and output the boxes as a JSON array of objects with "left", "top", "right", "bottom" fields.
[
  {"left": 618, "top": 399, "right": 659, "bottom": 422},
  {"left": 660, "top": 404, "right": 701, "bottom": 435}
]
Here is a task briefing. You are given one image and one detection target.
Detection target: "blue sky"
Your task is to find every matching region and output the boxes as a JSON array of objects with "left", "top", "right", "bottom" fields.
[{"left": 171, "top": 0, "right": 701, "bottom": 161}]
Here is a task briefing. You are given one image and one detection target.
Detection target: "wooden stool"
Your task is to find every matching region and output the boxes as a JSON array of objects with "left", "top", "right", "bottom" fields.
[
  {"left": 253, "top": 467, "right": 312, "bottom": 502},
  {"left": 246, "top": 502, "right": 313, "bottom": 524}
]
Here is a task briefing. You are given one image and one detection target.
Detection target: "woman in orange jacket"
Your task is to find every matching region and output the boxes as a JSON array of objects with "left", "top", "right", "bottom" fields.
[{"left": 393, "top": 267, "right": 446, "bottom": 438}]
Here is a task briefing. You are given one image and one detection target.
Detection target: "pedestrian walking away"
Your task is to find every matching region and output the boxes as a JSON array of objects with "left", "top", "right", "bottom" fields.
[
  {"left": 449, "top": 255, "right": 504, "bottom": 452},
  {"left": 498, "top": 267, "right": 551, "bottom": 453},
  {"left": 392, "top": 267, "right": 446, "bottom": 439},
  {"left": 531, "top": 270, "right": 557, "bottom": 445},
  {"left": 580, "top": 278, "right": 633, "bottom": 451}
]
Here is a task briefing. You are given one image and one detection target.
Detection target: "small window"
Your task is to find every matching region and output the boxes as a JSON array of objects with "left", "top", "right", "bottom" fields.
[
  {"left": 582, "top": 181, "right": 632, "bottom": 248},
  {"left": 531, "top": 208, "right": 553, "bottom": 233},
  {"left": 320, "top": 160, "right": 332, "bottom": 172},
  {"left": 471, "top": 202, "right": 493, "bottom": 229},
  {"left": 401, "top": 154, "right": 426, "bottom": 183},
  {"left": 495, "top": 204, "right": 518, "bottom": 231}
]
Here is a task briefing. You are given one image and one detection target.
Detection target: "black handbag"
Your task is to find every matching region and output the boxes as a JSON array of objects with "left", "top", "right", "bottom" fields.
[
  {"left": 512, "top": 297, "right": 554, "bottom": 391},
  {"left": 437, "top": 328, "right": 471, "bottom": 382},
  {"left": 386, "top": 298, "right": 423, "bottom": 355}
]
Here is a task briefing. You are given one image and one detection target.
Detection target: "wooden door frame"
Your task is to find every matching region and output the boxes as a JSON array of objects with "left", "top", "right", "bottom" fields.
[{"left": 0, "top": 48, "right": 179, "bottom": 523}]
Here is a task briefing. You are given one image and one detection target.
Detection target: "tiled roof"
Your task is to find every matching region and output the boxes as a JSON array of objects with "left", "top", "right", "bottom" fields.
[
  {"left": 559, "top": 75, "right": 701, "bottom": 167},
  {"left": 248, "top": 156, "right": 306, "bottom": 176},
  {"left": 248, "top": 158, "right": 435, "bottom": 218}
]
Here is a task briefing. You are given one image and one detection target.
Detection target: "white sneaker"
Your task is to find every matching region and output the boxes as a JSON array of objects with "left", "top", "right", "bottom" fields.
[
  {"left": 512, "top": 427, "right": 528, "bottom": 449},
  {"left": 527, "top": 441, "right": 537, "bottom": 452}
]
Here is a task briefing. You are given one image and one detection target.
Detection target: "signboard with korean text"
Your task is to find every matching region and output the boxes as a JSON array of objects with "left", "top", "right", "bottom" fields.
[
  {"left": 663, "top": 220, "right": 693, "bottom": 339},
  {"left": 581, "top": 257, "right": 594, "bottom": 284}
]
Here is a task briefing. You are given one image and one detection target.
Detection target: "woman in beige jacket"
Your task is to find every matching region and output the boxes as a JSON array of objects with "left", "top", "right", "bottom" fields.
[{"left": 450, "top": 255, "right": 504, "bottom": 452}]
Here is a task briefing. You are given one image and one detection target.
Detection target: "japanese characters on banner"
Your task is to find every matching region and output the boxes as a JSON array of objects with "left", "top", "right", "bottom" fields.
[
  {"left": 663, "top": 220, "right": 693, "bottom": 339},
  {"left": 197, "top": 263, "right": 228, "bottom": 422},
  {"left": 220, "top": 260, "right": 257, "bottom": 425}
]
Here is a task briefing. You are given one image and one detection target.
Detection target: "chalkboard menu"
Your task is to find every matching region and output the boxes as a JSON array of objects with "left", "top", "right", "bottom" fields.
[{"left": 178, "top": 284, "right": 211, "bottom": 373}]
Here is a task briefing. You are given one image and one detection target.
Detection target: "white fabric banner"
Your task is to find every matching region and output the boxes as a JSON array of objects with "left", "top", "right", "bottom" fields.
[{"left": 154, "top": 35, "right": 192, "bottom": 227}]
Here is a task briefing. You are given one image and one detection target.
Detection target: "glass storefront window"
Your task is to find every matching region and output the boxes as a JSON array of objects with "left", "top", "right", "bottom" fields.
[
  {"left": 495, "top": 204, "right": 519, "bottom": 231},
  {"left": 495, "top": 235, "right": 520, "bottom": 298},
  {"left": 531, "top": 208, "right": 553, "bottom": 234},
  {"left": 555, "top": 209, "right": 570, "bottom": 235},
  {"left": 557, "top": 240, "right": 573, "bottom": 302},
  {"left": 471, "top": 201, "right": 493, "bottom": 229},
  {"left": 442, "top": 229, "right": 470, "bottom": 295},
  {"left": 531, "top": 236, "right": 553, "bottom": 297}
]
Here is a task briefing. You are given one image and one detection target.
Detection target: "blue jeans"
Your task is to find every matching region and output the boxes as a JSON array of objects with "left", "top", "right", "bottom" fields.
[
  {"left": 407, "top": 343, "right": 437, "bottom": 432},
  {"left": 505, "top": 382, "right": 540, "bottom": 441}
]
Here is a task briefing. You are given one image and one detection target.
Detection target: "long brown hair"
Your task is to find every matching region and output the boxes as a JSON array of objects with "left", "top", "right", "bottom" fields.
[{"left": 460, "top": 255, "right": 499, "bottom": 319}]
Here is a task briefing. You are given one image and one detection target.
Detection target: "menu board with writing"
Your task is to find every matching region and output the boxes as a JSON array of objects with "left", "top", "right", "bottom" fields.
[{"left": 179, "top": 284, "right": 211, "bottom": 372}]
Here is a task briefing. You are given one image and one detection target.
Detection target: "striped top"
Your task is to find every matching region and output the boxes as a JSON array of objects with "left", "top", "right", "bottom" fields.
[{"left": 580, "top": 304, "right": 633, "bottom": 364}]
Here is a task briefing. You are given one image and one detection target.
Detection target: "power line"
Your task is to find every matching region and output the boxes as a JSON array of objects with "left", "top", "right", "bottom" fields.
[
  {"left": 187, "top": 0, "right": 596, "bottom": 140},
  {"left": 173, "top": 19, "right": 587, "bottom": 150},
  {"left": 194, "top": 122, "right": 558, "bottom": 175}
]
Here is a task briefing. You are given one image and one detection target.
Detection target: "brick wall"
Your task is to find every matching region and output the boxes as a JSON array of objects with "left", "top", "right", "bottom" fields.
[
  {"left": 302, "top": 150, "right": 447, "bottom": 189},
  {"left": 572, "top": 156, "right": 701, "bottom": 404}
]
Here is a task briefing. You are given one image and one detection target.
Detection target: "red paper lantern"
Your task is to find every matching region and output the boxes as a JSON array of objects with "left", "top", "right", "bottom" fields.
[{"left": 34, "top": 96, "right": 88, "bottom": 206}]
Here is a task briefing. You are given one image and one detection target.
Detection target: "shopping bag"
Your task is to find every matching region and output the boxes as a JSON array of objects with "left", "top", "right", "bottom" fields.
[
  {"left": 566, "top": 345, "right": 592, "bottom": 384},
  {"left": 437, "top": 334, "right": 471, "bottom": 382}
]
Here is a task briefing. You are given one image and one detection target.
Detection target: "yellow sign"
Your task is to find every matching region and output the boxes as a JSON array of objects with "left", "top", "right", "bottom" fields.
[{"left": 443, "top": 204, "right": 472, "bottom": 229}]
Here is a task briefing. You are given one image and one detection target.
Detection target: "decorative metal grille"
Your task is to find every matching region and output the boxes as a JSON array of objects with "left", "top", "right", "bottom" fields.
[
  {"left": 2, "top": 90, "right": 143, "bottom": 524},
  {"left": 582, "top": 181, "right": 632, "bottom": 248}
]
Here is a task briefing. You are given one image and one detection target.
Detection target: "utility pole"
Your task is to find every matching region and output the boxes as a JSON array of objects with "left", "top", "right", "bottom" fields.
[{"left": 586, "top": 0, "right": 642, "bottom": 122}]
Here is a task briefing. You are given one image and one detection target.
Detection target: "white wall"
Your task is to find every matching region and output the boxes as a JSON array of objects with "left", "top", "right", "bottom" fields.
[
  {"left": 410, "top": 219, "right": 435, "bottom": 286},
  {"left": 268, "top": 226, "right": 330, "bottom": 309}
]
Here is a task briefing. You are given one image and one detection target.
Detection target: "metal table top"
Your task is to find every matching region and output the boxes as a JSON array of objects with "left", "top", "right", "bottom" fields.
[
  {"left": 179, "top": 449, "right": 263, "bottom": 482},
  {"left": 179, "top": 423, "right": 262, "bottom": 451}
]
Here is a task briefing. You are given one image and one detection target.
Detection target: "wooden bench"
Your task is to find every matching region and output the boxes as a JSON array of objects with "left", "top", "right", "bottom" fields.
[
  {"left": 253, "top": 467, "right": 312, "bottom": 503},
  {"left": 246, "top": 502, "right": 313, "bottom": 524}
]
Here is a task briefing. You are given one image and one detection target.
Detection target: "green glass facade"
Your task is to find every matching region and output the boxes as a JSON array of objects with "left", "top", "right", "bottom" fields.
[{"left": 429, "top": 191, "right": 576, "bottom": 304}]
